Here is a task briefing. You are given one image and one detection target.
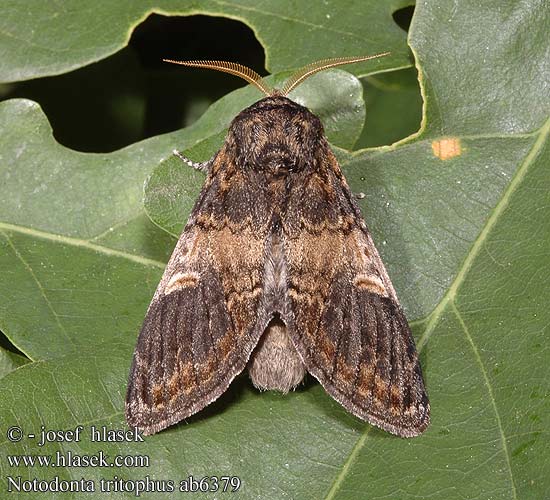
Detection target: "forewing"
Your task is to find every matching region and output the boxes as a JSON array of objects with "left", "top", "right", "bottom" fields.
[
  {"left": 126, "top": 162, "right": 271, "bottom": 435},
  {"left": 283, "top": 151, "right": 429, "bottom": 437}
]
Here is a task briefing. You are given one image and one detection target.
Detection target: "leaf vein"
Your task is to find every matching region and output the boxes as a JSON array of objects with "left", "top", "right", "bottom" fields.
[
  {"left": 0, "top": 229, "right": 75, "bottom": 348},
  {"left": 323, "top": 427, "right": 374, "bottom": 499},
  {"left": 452, "top": 302, "right": 517, "bottom": 500},
  {"left": 0, "top": 222, "right": 165, "bottom": 269},
  {"left": 210, "top": 0, "right": 368, "bottom": 42}
]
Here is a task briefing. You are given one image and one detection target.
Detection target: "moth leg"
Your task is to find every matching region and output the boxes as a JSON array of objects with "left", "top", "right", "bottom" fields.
[
  {"left": 354, "top": 192, "right": 366, "bottom": 200},
  {"left": 173, "top": 149, "right": 214, "bottom": 173}
]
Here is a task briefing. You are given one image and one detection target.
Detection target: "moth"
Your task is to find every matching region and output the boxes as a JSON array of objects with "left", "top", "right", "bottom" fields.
[{"left": 126, "top": 54, "right": 430, "bottom": 437}]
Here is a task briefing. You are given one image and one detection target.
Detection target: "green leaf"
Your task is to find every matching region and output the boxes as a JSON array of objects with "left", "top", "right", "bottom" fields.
[
  {"left": 356, "top": 68, "right": 423, "bottom": 148},
  {"left": 1, "top": 1, "right": 549, "bottom": 499},
  {"left": 0, "top": 0, "right": 408, "bottom": 83},
  {"left": 0, "top": 346, "right": 28, "bottom": 379},
  {"left": 410, "top": 0, "right": 549, "bottom": 134}
]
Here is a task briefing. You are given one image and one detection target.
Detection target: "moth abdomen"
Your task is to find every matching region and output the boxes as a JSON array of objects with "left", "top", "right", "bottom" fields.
[{"left": 248, "top": 317, "right": 306, "bottom": 393}]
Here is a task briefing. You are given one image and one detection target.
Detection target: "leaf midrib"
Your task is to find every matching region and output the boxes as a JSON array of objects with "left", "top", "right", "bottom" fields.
[
  {"left": 323, "top": 116, "right": 550, "bottom": 500},
  {"left": 418, "top": 117, "right": 550, "bottom": 350}
]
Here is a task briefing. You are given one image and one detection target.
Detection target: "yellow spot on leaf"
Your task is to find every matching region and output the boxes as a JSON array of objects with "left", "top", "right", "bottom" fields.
[{"left": 432, "top": 137, "right": 462, "bottom": 160}]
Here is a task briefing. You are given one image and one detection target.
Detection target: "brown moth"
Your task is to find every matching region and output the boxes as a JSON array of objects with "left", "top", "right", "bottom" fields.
[{"left": 126, "top": 54, "right": 430, "bottom": 437}]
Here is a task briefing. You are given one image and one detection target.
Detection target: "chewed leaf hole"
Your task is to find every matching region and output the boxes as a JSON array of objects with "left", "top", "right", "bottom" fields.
[
  {"left": 1, "top": 15, "right": 266, "bottom": 153},
  {"left": 392, "top": 5, "right": 415, "bottom": 32}
]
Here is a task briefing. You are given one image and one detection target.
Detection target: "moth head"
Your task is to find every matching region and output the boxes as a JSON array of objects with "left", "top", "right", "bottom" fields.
[
  {"left": 227, "top": 95, "right": 325, "bottom": 174},
  {"left": 162, "top": 54, "right": 390, "bottom": 174}
]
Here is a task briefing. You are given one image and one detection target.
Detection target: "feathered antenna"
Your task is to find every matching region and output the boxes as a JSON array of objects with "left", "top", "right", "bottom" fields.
[
  {"left": 162, "top": 59, "right": 273, "bottom": 96},
  {"left": 279, "top": 53, "right": 391, "bottom": 96},
  {"left": 163, "top": 53, "right": 390, "bottom": 97}
]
